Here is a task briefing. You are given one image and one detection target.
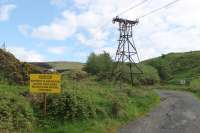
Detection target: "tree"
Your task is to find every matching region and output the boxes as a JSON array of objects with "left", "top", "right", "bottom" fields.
[
  {"left": 157, "top": 60, "right": 171, "bottom": 80},
  {"left": 97, "top": 52, "right": 113, "bottom": 73},
  {"left": 83, "top": 53, "right": 98, "bottom": 74},
  {"left": 83, "top": 52, "right": 113, "bottom": 75}
]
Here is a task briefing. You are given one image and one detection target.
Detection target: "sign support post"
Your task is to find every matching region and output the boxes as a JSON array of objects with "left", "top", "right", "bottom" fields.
[{"left": 43, "top": 93, "right": 47, "bottom": 116}]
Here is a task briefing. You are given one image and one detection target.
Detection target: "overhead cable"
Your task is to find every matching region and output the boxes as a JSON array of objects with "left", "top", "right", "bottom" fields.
[
  {"left": 138, "top": 0, "right": 181, "bottom": 19},
  {"left": 117, "top": 0, "right": 149, "bottom": 16}
]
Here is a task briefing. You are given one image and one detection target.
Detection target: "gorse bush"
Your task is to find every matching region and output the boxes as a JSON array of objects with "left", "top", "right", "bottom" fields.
[
  {"left": 0, "top": 49, "right": 42, "bottom": 85},
  {"left": 46, "top": 90, "right": 96, "bottom": 121},
  {"left": 0, "top": 90, "right": 34, "bottom": 133}
]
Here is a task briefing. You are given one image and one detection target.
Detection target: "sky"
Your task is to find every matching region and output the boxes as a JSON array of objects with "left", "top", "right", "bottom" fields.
[{"left": 0, "top": 0, "right": 200, "bottom": 62}]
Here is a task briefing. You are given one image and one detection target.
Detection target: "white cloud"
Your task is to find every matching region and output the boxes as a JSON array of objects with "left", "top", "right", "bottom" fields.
[
  {"left": 31, "top": 11, "right": 77, "bottom": 40},
  {"left": 0, "top": 4, "right": 16, "bottom": 21},
  {"left": 21, "top": 0, "right": 200, "bottom": 61},
  {"left": 47, "top": 46, "right": 67, "bottom": 54},
  {"left": 76, "top": 27, "right": 110, "bottom": 48},
  {"left": 76, "top": 33, "right": 87, "bottom": 44},
  {"left": 29, "top": 9, "right": 110, "bottom": 42},
  {"left": 8, "top": 47, "right": 45, "bottom": 62}
]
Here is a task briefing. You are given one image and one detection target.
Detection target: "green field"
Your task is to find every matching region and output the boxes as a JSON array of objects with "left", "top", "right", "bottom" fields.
[{"left": 48, "top": 61, "right": 84, "bottom": 71}]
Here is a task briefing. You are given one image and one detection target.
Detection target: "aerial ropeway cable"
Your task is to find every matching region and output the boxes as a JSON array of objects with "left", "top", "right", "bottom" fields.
[
  {"left": 137, "top": 0, "right": 181, "bottom": 19},
  {"left": 117, "top": 0, "right": 149, "bottom": 17},
  {"left": 116, "top": 0, "right": 182, "bottom": 20}
]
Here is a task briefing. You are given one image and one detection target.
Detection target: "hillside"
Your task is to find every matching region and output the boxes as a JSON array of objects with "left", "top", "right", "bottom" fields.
[
  {"left": 142, "top": 51, "right": 200, "bottom": 83},
  {"left": 31, "top": 61, "right": 84, "bottom": 72},
  {"left": 29, "top": 62, "right": 52, "bottom": 69},
  {"left": 0, "top": 49, "right": 42, "bottom": 84}
]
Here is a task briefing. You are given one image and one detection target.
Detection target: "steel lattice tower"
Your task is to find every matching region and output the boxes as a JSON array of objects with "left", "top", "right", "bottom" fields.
[{"left": 112, "top": 16, "right": 142, "bottom": 87}]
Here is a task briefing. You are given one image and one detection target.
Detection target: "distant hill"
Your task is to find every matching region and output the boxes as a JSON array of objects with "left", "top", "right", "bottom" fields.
[
  {"left": 142, "top": 51, "right": 200, "bottom": 83},
  {"left": 31, "top": 61, "right": 84, "bottom": 72},
  {"left": 29, "top": 62, "right": 52, "bottom": 69},
  {"left": 48, "top": 61, "right": 84, "bottom": 71},
  {"left": 0, "top": 49, "right": 42, "bottom": 84}
]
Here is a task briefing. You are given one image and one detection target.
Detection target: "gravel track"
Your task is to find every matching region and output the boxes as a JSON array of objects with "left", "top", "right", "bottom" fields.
[{"left": 118, "top": 90, "right": 200, "bottom": 133}]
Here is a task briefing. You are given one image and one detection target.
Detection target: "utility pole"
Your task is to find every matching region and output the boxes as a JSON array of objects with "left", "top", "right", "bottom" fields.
[
  {"left": 112, "top": 16, "right": 142, "bottom": 88},
  {"left": 1, "top": 41, "right": 6, "bottom": 51}
]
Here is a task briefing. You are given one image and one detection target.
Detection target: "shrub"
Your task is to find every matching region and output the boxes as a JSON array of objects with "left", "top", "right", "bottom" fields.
[
  {"left": 112, "top": 64, "right": 134, "bottom": 84},
  {"left": 112, "top": 64, "right": 160, "bottom": 85},
  {"left": 96, "top": 72, "right": 112, "bottom": 81},
  {"left": 122, "top": 87, "right": 135, "bottom": 97},
  {"left": 95, "top": 107, "right": 108, "bottom": 118},
  {"left": 111, "top": 98, "right": 126, "bottom": 118},
  {"left": 0, "top": 90, "right": 34, "bottom": 132},
  {"left": 46, "top": 90, "right": 96, "bottom": 121},
  {"left": 63, "top": 70, "right": 88, "bottom": 81},
  {"left": 111, "top": 99, "right": 122, "bottom": 117},
  {"left": 190, "top": 78, "right": 200, "bottom": 90},
  {"left": 138, "top": 64, "right": 160, "bottom": 85}
]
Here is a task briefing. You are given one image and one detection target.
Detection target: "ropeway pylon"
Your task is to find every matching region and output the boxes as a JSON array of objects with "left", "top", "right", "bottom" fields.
[{"left": 112, "top": 16, "right": 142, "bottom": 88}]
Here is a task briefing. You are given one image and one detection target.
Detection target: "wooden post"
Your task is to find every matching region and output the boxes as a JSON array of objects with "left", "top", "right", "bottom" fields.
[{"left": 43, "top": 93, "right": 47, "bottom": 116}]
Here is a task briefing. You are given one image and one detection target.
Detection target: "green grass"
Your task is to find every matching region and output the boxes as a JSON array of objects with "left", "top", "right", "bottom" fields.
[
  {"left": 0, "top": 84, "right": 28, "bottom": 94},
  {"left": 34, "top": 77, "right": 160, "bottom": 133},
  {"left": 150, "top": 84, "right": 189, "bottom": 91}
]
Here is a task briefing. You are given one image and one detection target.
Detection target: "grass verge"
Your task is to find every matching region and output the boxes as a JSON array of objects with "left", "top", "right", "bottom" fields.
[{"left": 0, "top": 80, "right": 160, "bottom": 133}]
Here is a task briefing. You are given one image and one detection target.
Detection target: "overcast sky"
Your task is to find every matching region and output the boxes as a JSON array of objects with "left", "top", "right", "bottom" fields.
[{"left": 0, "top": 0, "right": 199, "bottom": 62}]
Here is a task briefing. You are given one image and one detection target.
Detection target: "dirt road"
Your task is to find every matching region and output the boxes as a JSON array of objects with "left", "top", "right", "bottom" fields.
[{"left": 118, "top": 90, "right": 200, "bottom": 133}]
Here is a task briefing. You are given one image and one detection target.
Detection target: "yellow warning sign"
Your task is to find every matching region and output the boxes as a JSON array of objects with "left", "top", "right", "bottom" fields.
[{"left": 30, "top": 74, "right": 61, "bottom": 93}]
